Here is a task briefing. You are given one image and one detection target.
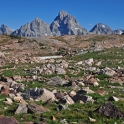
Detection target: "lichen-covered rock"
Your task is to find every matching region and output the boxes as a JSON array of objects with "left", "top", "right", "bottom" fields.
[
  {"left": 0, "top": 116, "right": 19, "bottom": 124},
  {"left": 22, "top": 88, "right": 56, "bottom": 102},
  {"left": 95, "top": 102, "right": 124, "bottom": 119}
]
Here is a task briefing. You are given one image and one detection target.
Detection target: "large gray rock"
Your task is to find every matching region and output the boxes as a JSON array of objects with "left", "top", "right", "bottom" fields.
[
  {"left": 15, "top": 103, "right": 28, "bottom": 114},
  {"left": 85, "top": 58, "right": 94, "bottom": 66},
  {"left": 36, "top": 88, "right": 56, "bottom": 101},
  {"left": 72, "top": 94, "right": 94, "bottom": 103},
  {"left": 55, "top": 67, "right": 66, "bottom": 74},
  {"left": 108, "top": 96, "right": 119, "bottom": 101},
  {"left": 50, "top": 10, "right": 87, "bottom": 36},
  {"left": 10, "top": 81, "right": 25, "bottom": 91},
  {"left": 89, "top": 23, "right": 114, "bottom": 34},
  {"left": 0, "top": 24, "right": 13, "bottom": 35},
  {"left": 59, "top": 95, "right": 74, "bottom": 105},
  {"left": 28, "top": 103, "right": 49, "bottom": 114},
  {"left": 46, "top": 76, "right": 66, "bottom": 86},
  {"left": 0, "top": 52, "right": 5, "bottom": 58},
  {"left": 22, "top": 88, "right": 55, "bottom": 101},
  {"left": 12, "top": 18, "right": 52, "bottom": 37},
  {"left": 0, "top": 116, "right": 19, "bottom": 124},
  {"left": 4, "top": 98, "right": 13, "bottom": 105},
  {"left": 95, "top": 102, "right": 124, "bottom": 119}
]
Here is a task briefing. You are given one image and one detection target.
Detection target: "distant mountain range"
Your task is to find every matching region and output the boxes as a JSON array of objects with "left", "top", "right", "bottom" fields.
[{"left": 0, "top": 10, "right": 124, "bottom": 37}]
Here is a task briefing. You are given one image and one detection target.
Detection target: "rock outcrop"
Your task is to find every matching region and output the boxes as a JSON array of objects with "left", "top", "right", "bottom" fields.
[
  {"left": 95, "top": 102, "right": 124, "bottom": 119},
  {"left": 0, "top": 116, "right": 19, "bottom": 124}
]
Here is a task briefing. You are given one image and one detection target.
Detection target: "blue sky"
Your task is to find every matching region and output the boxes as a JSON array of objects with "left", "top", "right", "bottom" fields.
[{"left": 0, "top": 0, "right": 124, "bottom": 31}]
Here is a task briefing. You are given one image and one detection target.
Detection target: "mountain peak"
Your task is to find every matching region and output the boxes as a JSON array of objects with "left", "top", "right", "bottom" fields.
[
  {"left": 0, "top": 24, "right": 13, "bottom": 35},
  {"left": 12, "top": 17, "right": 52, "bottom": 37},
  {"left": 1, "top": 24, "right": 7, "bottom": 28},
  {"left": 34, "top": 18, "right": 41, "bottom": 22},
  {"left": 89, "top": 23, "right": 113, "bottom": 34},
  {"left": 50, "top": 10, "right": 87, "bottom": 36},
  {"left": 96, "top": 23, "right": 106, "bottom": 28},
  {"left": 97, "top": 23, "right": 104, "bottom": 25},
  {"left": 59, "top": 10, "right": 68, "bottom": 16},
  {"left": 58, "top": 10, "right": 68, "bottom": 20},
  {"left": 114, "top": 29, "right": 124, "bottom": 35}
]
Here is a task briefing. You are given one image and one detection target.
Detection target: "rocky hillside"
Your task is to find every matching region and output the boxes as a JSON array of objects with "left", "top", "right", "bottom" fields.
[
  {"left": 50, "top": 10, "right": 87, "bottom": 36},
  {"left": 1, "top": 34, "right": 124, "bottom": 123},
  {"left": 0, "top": 24, "right": 13, "bottom": 35},
  {"left": 12, "top": 18, "right": 52, "bottom": 37},
  {"left": 0, "top": 34, "right": 124, "bottom": 124}
]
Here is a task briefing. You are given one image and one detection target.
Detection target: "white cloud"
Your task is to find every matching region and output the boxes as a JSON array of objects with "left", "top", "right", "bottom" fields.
[
  {"left": 11, "top": 29, "right": 15, "bottom": 31},
  {"left": 89, "top": 24, "right": 92, "bottom": 26}
]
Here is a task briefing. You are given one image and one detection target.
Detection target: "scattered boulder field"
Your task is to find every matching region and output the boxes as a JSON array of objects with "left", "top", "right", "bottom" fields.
[{"left": 0, "top": 34, "right": 124, "bottom": 123}]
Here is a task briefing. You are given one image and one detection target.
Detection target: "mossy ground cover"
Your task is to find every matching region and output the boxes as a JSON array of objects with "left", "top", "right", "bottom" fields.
[{"left": 70, "top": 48, "right": 124, "bottom": 68}]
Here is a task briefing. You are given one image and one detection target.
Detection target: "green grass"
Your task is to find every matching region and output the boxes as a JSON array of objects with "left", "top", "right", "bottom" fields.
[
  {"left": 10, "top": 35, "right": 21, "bottom": 39},
  {"left": 90, "top": 35, "right": 111, "bottom": 41},
  {"left": 18, "top": 39, "right": 25, "bottom": 43},
  {"left": 51, "top": 36, "right": 67, "bottom": 43},
  {"left": 0, "top": 63, "right": 15, "bottom": 69},
  {"left": 0, "top": 63, "right": 34, "bottom": 77},
  {"left": 0, "top": 38, "right": 9, "bottom": 45},
  {"left": 69, "top": 48, "right": 124, "bottom": 68},
  {"left": 0, "top": 94, "right": 9, "bottom": 115},
  {"left": 22, "top": 80, "right": 43, "bottom": 90},
  {"left": 95, "top": 74, "right": 111, "bottom": 80}
]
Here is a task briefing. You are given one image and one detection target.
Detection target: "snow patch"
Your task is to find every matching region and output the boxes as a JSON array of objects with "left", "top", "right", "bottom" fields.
[
  {"left": 56, "top": 23, "right": 59, "bottom": 26},
  {"left": 11, "top": 29, "right": 15, "bottom": 31},
  {"left": 119, "top": 31, "right": 122, "bottom": 34},
  {"left": 39, "top": 56, "right": 63, "bottom": 60},
  {"left": 75, "top": 28, "right": 79, "bottom": 30},
  {"left": 102, "top": 25, "right": 106, "bottom": 28}
]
